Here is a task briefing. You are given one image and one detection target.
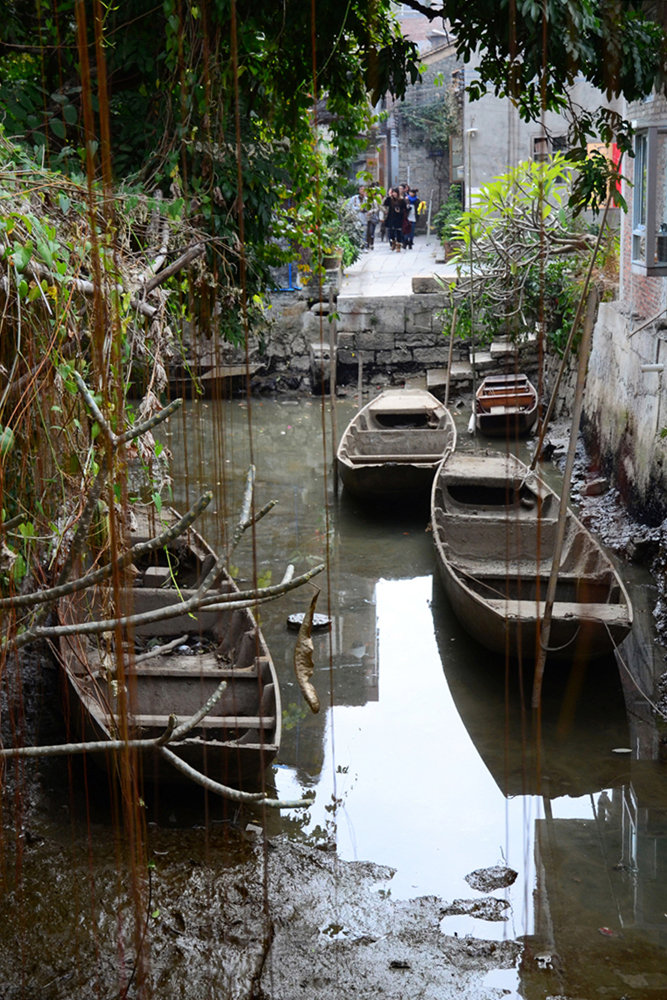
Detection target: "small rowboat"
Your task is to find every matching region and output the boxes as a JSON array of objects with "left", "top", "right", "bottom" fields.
[
  {"left": 475, "top": 373, "right": 538, "bottom": 438},
  {"left": 337, "top": 388, "right": 457, "bottom": 501},
  {"left": 430, "top": 451, "right": 633, "bottom": 661},
  {"left": 58, "top": 507, "right": 281, "bottom": 790}
]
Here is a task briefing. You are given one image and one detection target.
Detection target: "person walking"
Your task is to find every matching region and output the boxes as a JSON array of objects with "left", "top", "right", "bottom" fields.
[
  {"left": 364, "top": 184, "right": 381, "bottom": 249},
  {"left": 347, "top": 185, "right": 367, "bottom": 245},
  {"left": 404, "top": 187, "right": 419, "bottom": 249},
  {"left": 384, "top": 187, "right": 405, "bottom": 251}
]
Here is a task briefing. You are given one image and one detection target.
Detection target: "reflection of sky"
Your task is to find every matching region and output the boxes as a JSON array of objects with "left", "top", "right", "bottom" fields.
[{"left": 277, "top": 575, "right": 612, "bottom": 941}]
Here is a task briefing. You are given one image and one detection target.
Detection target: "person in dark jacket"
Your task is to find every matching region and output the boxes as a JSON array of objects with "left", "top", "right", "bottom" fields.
[
  {"left": 404, "top": 187, "right": 419, "bottom": 248},
  {"left": 384, "top": 187, "right": 406, "bottom": 251}
]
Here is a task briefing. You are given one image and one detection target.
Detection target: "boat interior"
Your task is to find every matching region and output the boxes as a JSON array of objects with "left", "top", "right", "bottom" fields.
[
  {"left": 432, "top": 506, "right": 623, "bottom": 607},
  {"left": 343, "top": 424, "right": 452, "bottom": 463}
]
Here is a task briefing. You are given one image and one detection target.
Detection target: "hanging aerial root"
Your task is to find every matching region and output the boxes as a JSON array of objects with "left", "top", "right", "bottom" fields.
[{"left": 294, "top": 588, "right": 321, "bottom": 714}]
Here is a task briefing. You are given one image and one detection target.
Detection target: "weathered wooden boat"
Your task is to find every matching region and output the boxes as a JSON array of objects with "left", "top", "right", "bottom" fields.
[
  {"left": 430, "top": 451, "right": 633, "bottom": 661},
  {"left": 474, "top": 373, "right": 538, "bottom": 437},
  {"left": 58, "top": 507, "right": 281, "bottom": 790},
  {"left": 337, "top": 388, "right": 457, "bottom": 500}
]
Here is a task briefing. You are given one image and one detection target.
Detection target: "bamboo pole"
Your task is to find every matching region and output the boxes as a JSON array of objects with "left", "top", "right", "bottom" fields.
[
  {"left": 329, "top": 285, "right": 339, "bottom": 495},
  {"left": 531, "top": 186, "right": 615, "bottom": 470},
  {"left": 444, "top": 306, "right": 457, "bottom": 410},
  {"left": 531, "top": 286, "right": 599, "bottom": 708}
]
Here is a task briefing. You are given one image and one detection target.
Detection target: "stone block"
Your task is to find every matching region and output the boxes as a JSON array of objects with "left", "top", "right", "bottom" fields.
[
  {"left": 356, "top": 329, "right": 396, "bottom": 351},
  {"left": 336, "top": 331, "right": 357, "bottom": 352},
  {"left": 390, "top": 346, "right": 414, "bottom": 363},
  {"left": 403, "top": 331, "right": 443, "bottom": 349},
  {"left": 337, "top": 309, "right": 375, "bottom": 334},
  {"left": 405, "top": 309, "right": 436, "bottom": 335},
  {"left": 337, "top": 347, "right": 359, "bottom": 366},
  {"left": 413, "top": 347, "right": 449, "bottom": 364}
]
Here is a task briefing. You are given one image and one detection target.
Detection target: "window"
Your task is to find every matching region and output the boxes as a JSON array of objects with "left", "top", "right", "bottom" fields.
[
  {"left": 532, "top": 134, "right": 567, "bottom": 162},
  {"left": 532, "top": 136, "right": 549, "bottom": 162},
  {"left": 631, "top": 126, "right": 667, "bottom": 275}
]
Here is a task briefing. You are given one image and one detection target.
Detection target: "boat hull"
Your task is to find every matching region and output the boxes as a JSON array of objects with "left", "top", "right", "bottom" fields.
[
  {"left": 431, "top": 452, "right": 633, "bottom": 661},
  {"left": 58, "top": 509, "right": 281, "bottom": 790},
  {"left": 337, "top": 388, "right": 457, "bottom": 501}
]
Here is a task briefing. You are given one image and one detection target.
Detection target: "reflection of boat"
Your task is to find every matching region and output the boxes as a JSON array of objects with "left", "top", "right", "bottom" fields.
[
  {"left": 431, "top": 577, "right": 630, "bottom": 799},
  {"left": 431, "top": 451, "right": 633, "bottom": 661},
  {"left": 336, "top": 388, "right": 457, "bottom": 501},
  {"left": 475, "top": 373, "right": 538, "bottom": 437},
  {"left": 58, "top": 507, "right": 281, "bottom": 790}
]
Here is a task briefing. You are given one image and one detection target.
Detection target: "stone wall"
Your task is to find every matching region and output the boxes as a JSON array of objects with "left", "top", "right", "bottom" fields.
[
  {"left": 334, "top": 290, "right": 457, "bottom": 386},
  {"left": 583, "top": 300, "right": 667, "bottom": 524}
]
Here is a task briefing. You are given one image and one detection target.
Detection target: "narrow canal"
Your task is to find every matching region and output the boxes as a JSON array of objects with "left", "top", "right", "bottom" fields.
[{"left": 160, "top": 393, "right": 667, "bottom": 996}]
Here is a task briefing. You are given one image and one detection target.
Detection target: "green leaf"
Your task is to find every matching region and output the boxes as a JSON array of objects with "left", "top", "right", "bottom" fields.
[
  {"left": 58, "top": 193, "right": 71, "bottom": 215},
  {"left": 49, "top": 117, "right": 66, "bottom": 139},
  {"left": 0, "top": 426, "right": 14, "bottom": 457},
  {"left": 11, "top": 244, "right": 32, "bottom": 272}
]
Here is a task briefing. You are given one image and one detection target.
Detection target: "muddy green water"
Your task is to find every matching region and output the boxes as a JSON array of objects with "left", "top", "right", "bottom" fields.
[{"left": 157, "top": 395, "right": 667, "bottom": 994}]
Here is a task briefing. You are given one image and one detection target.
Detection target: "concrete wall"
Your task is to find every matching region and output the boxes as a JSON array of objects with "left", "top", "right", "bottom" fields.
[
  {"left": 577, "top": 95, "right": 667, "bottom": 525},
  {"left": 584, "top": 300, "right": 667, "bottom": 523}
]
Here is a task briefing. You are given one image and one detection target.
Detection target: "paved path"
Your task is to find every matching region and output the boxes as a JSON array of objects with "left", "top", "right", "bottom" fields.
[{"left": 339, "top": 233, "right": 458, "bottom": 299}]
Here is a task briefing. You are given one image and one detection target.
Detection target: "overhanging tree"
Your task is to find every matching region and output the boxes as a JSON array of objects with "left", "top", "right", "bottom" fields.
[
  {"left": 400, "top": 0, "right": 667, "bottom": 211},
  {"left": 0, "top": 0, "right": 421, "bottom": 313}
]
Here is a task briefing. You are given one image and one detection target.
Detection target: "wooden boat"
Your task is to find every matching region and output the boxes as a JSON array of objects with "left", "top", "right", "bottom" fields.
[
  {"left": 430, "top": 451, "right": 633, "bottom": 661},
  {"left": 337, "top": 388, "right": 457, "bottom": 500},
  {"left": 474, "top": 373, "right": 538, "bottom": 437},
  {"left": 58, "top": 507, "right": 281, "bottom": 790}
]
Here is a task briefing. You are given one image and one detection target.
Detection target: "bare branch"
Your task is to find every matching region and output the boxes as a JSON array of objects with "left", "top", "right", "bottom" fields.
[
  {"left": 158, "top": 747, "right": 315, "bottom": 809},
  {"left": 7, "top": 561, "right": 326, "bottom": 650},
  {"left": 142, "top": 242, "right": 206, "bottom": 293},
  {"left": 0, "top": 492, "right": 213, "bottom": 612}
]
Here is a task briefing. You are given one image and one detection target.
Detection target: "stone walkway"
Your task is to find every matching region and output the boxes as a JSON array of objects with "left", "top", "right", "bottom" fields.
[{"left": 339, "top": 233, "right": 457, "bottom": 299}]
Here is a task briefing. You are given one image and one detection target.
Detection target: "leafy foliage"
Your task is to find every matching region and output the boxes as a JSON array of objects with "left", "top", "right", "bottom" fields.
[
  {"left": 0, "top": 0, "right": 421, "bottom": 306},
  {"left": 432, "top": 184, "right": 464, "bottom": 242},
  {"left": 401, "top": 0, "right": 667, "bottom": 212},
  {"left": 440, "top": 156, "right": 612, "bottom": 352},
  {"left": 396, "top": 86, "right": 460, "bottom": 151}
]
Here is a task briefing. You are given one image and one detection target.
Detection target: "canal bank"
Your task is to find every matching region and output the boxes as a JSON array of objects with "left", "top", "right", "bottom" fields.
[{"left": 176, "top": 234, "right": 547, "bottom": 400}]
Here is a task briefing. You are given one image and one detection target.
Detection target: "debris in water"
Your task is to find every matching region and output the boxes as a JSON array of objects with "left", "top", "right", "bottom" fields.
[
  {"left": 287, "top": 611, "right": 331, "bottom": 631},
  {"left": 465, "top": 865, "right": 518, "bottom": 892}
]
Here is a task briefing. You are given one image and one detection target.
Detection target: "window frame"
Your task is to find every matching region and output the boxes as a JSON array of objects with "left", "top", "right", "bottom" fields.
[{"left": 631, "top": 124, "right": 667, "bottom": 276}]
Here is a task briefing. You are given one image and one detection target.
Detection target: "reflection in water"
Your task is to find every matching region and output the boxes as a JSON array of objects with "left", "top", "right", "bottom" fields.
[{"left": 162, "top": 398, "right": 667, "bottom": 991}]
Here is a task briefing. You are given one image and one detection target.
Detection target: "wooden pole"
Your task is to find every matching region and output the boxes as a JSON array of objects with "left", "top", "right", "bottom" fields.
[
  {"left": 329, "top": 286, "right": 339, "bottom": 496},
  {"left": 444, "top": 306, "right": 457, "bottom": 410},
  {"left": 530, "top": 185, "right": 615, "bottom": 471},
  {"left": 531, "top": 286, "right": 600, "bottom": 709}
]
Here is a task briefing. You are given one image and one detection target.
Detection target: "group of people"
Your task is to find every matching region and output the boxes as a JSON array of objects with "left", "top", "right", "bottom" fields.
[
  {"left": 381, "top": 183, "right": 420, "bottom": 251},
  {"left": 348, "top": 182, "right": 421, "bottom": 252}
]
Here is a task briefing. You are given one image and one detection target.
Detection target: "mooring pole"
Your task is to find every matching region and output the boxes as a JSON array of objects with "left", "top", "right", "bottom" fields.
[
  {"left": 329, "top": 286, "right": 339, "bottom": 496},
  {"left": 444, "top": 306, "right": 457, "bottom": 410},
  {"left": 531, "top": 286, "right": 600, "bottom": 709}
]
